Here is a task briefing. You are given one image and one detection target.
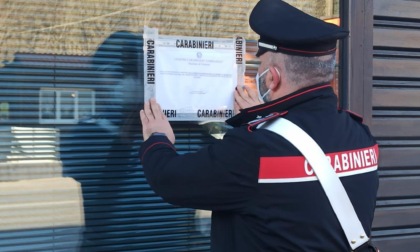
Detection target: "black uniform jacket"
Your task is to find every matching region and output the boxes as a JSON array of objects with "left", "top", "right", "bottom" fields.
[{"left": 139, "top": 83, "right": 379, "bottom": 252}]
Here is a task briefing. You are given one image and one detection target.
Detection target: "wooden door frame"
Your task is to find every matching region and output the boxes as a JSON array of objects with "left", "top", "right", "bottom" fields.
[{"left": 340, "top": 0, "right": 374, "bottom": 127}]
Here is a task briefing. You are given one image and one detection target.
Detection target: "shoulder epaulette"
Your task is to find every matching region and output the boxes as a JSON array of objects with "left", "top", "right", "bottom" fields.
[{"left": 247, "top": 111, "right": 288, "bottom": 132}]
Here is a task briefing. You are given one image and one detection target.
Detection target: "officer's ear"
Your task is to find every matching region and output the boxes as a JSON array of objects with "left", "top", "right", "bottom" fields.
[{"left": 268, "top": 66, "right": 281, "bottom": 90}]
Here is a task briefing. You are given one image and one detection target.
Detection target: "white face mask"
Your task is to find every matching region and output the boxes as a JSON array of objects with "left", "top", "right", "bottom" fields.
[{"left": 256, "top": 68, "right": 270, "bottom": 103}]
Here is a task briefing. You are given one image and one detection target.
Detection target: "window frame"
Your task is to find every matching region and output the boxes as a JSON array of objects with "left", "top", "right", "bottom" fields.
[{"left": 39, "top": 88, "right": 95, "bottom": 124}]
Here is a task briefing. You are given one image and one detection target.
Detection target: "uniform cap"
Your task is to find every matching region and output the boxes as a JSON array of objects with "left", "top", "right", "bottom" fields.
[{"left": 249, "top": 0, "right": 349, "bottom": 57}]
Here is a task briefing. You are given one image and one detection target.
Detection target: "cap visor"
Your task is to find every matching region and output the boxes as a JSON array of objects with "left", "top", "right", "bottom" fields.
[{"left": 256, "top": 47, "right": 269, "bottom": 57}]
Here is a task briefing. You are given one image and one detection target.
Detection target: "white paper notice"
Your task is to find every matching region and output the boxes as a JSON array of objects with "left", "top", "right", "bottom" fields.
[{"left": 144, "top": 27, "right": 245, "bottom": 121}]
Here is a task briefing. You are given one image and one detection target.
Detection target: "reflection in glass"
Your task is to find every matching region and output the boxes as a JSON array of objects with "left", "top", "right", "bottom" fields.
[
  {"left": 60, "top": 91, "right": 76, "bottom": 120},
  {"left": 78, "top": 91, "right": 95, "bottom": 121},
  {"left": 40, "top": 90, "right": 56, "bottom": 120}
]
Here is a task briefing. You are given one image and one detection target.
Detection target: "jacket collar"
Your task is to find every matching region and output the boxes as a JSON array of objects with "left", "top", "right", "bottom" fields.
[{"left": 226, "top": 83, "right": 335, "bottom": 127}]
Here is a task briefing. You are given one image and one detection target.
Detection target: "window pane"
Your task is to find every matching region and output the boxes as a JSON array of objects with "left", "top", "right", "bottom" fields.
[
  {"left": 40, "top": 90, "right": 56, "bottom": 120},
  {"left": 60, "top": 91, "right": 76, "bottom": 120},
  {"left": 78, "top": 90, "right": 95, "bottom": 121}
]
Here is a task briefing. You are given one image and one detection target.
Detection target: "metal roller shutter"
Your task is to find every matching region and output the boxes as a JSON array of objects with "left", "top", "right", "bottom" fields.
[{"left": 371, "top": 0, "right": 420, "bottom": 251}]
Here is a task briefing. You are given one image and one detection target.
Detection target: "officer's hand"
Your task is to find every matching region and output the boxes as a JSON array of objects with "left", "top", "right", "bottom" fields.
[
  {"left": 234, "top": 85, "right": 262, "bottom": 114},
  {"left": 140, "top": 98, "right": 175, "bottom": 144}
]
